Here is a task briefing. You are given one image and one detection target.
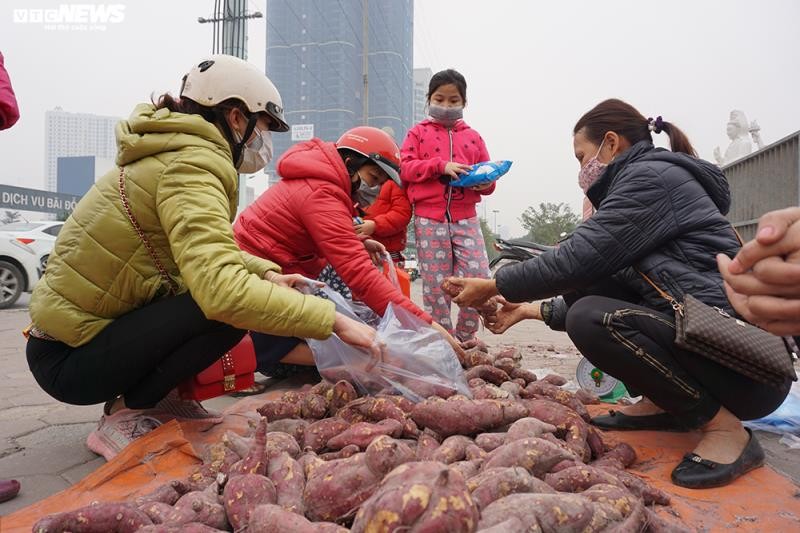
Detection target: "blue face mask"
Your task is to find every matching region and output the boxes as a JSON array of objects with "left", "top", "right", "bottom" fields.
[{"left": 428, "top": 104, "right": 463, "bottom": 127}]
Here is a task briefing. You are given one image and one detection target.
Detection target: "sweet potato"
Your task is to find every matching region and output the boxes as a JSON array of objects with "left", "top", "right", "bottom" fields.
[
  {"left": 309, "top": 380, "right": 335, "bottom": 397},
  {"left": 223, "top": 473, "right": 277, "bottom": 530},
  {"left": 544, "top": 465, "right": 623, "bottom": 492},
  {"left": 471, "top": 383, "right": 512, "bottom": 400},
  {"left": 229, "top": 417, "right": 268, "bottom": 476},
  {"left": 376, "top": 393, "right": 415, "bottom": 414},
  {"left": 482, "top": 437, "right": 578, "bottom": 477},
  {"left": 475, "top": 517, "right": 526, "bottom": 533},
  {"left": 363, "top": 435, "right": 415, "bottom": 476},
  {"left": 431, "top": 435, "right": 473, "bottom": 464},
  {"left": 139, "top": 502, "right": 174, "bottom": 524},
  {"left": 465, "top": 365, "right": 511, "bottom": 385},
  {"left": 301, "top": 393, "right": 329, "bottom": 419},
  {"left": 415, "top": 430, "right": 441, "bottom": 460},
  {"left": 304, "top": 436, "right": 414, "bottom": 522},
  {"left": 474, "top": 432, "right": 506, "bottom": 452},
  {"left": 644, "top": 507, "right": 696, "bottom": 533},
  {"left": 411, "top": 395, "right": 528, "bottom": 436},
  {"left": 330, "top": 380, "right": 358, "bottom": 413},
  {"left": 222, "top": 430, "right": 252, "bottom": 459},
  {"left": 504, "top": 417, "right": 557, "bottom": 442},
  {"left": 465, "top": 443, "right": 487, "bottom": 461},
  {"left": 499, "top": 381, "right": 523, "bottom": 398},
  {"left": 541, "top": 373, "right": 567, "bottom": 386},
  {"left": 467, "top": 466, "right": 555, "bottom": 511},
  {"left": 593, "top": 442, "right": 636, "bottom": 469},
  {"left": 494, "top": 346, "right": 521, "bottom": 361},
  {"left": 320, "top": 443, "right": 360, "bottom": 461},
  {"left": 188, "top": 442, "right": 240, "bottom": 490},
  {"left": 581, "top": 484, "right": 645, "bottom": 531},
  {"left": 164, "top": 491, "right": 227, "bottom": 530},
  {"left": 267, "top": 452, "right": 306, "bottom": 514},
  {"left": 302, "top": 417, "right": 350, "bottom": 453},
  {"left": 326, "top": 419, "right": 403, "bottom": 450},
  {"left": 575, "top": 388, "right": 601, "bottom": 405},
  {"left": 463, "top": 349, "right": 496, "bottom": 368},
  {"left": 136, "top": 524, "right": 226, "bottom": 533},
  {"left": 266, "top": 418, "right": 308, "bottom": 444},
  {"left": 493, "top": 357, "right": 518, "bottom": 375},
  {"left": 597, "top": 466, "right": 671, "bottom": 505},
  {"left": 521, "top": 399, "right": 591, "bottom": 461},
  {"left": 351, "top": 461, "right": 479, "bottom": 533},
  {"left": 247, "top": 504, "right": 348, "bottom": 533},
  {"left": 266, "top": 431, "right": 301, "bottom": 459},
  {"left": 33, "top": 502, "right": 154, "bottom": 533},
  {"left": 509, "top": 367, "right": 537, "bottom": 384},
  {"left": 257, "top": 399, "right": 302, "bottom": 420},
  {"left": 544, "top": 464, "right": 670, "bottom": 505},
  {"left": 343, "top": 397, "right": 419, "bottom": 437},
  {"left": 450, "top": 459, "right": 482, "bottom": 480},
  {"left": 586, "top": 426, "right": 607, "bottom": 460},
  {"left": 478, "top": 493, "right": 596, "bottom": 531},
  {"left": 510, "top": 377, "right": 528, "bottom": 388},
  {"left": 468, "top": 377, "right": 487, "bottom": 388},
  {"left": 298, "top": 451, "right": 326, "bottom": 479},
  {"left": 523, "top": 381, "right": 590, "bottom": 422},
  {"left": 134, "top": 480, "right": 191, "bottom": 508}
]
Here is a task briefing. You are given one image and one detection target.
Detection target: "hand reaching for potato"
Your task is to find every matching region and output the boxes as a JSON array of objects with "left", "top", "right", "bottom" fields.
[
  {"left": 484, "top": 297, "right": 541, "bottom": 334},
  {"left": 442, "top": 277, "right": 499, "bottom": 309}
]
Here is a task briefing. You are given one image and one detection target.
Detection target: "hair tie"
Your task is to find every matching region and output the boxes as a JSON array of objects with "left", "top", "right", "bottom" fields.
[{"left": 648, "top": 116, "right": 664, "bottom": 134}]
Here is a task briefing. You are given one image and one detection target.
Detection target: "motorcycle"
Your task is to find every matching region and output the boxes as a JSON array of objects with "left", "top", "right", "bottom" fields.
[{"left": 489, "top": 237, "right": 554, "bottom": 273}]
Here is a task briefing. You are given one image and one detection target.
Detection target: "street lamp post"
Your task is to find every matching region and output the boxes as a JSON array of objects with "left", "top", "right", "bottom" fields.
[{"left": 492, "top": 209, "right": 499, "bottom": 236}]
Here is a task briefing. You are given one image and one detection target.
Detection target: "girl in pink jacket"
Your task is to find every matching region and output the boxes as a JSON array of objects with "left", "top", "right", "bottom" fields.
[{"left": 400, "top": 69, "right": 495, "bottom": 342}]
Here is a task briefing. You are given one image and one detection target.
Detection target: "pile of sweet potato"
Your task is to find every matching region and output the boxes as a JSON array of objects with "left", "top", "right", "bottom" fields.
[{"left": 32, "top": 346, "right": 692, "bottom": 532}]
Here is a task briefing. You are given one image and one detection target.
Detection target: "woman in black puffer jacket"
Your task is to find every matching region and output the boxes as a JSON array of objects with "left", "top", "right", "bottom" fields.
[{"left": 450, "top": 98, "right": 791, "bottom": 489}]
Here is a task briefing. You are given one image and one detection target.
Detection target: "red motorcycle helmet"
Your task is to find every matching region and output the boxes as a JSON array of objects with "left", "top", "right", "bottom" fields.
[{"left": 336, "top": 126, "right": 401, "bottom": 185}]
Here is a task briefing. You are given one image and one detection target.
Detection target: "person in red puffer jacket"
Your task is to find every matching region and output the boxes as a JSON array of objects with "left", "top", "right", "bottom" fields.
[
  {"left": 235, "top": 126, "right": 462, "bottom": 375},
  {"left": 354, "top": 179, "right": 412, "bottom": 266},
  {"left": 401, "top": 68, "right": 495, "bottom": 343}
]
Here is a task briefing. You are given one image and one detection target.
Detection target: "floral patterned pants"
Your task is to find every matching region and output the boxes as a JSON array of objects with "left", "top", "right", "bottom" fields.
[{"left": 414, "top": 215, "right": 491, "bottom": 341}]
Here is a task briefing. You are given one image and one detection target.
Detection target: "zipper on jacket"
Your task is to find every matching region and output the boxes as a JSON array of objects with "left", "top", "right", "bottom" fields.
[{"left": 445, "top": 129, "right": 454, "bottom": 222}]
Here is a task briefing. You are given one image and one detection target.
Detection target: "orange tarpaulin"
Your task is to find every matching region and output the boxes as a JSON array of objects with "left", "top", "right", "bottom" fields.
[{"left": 3, "top": 395, "right": 800, "bottom": 531}]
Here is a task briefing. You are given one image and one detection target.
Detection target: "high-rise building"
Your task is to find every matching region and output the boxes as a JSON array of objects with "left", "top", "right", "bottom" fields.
[
  {"left": 45, "top": 107, "right": 119, "bottom": 192},
  {"left": 413, "top": 67, "right": 432, "bottom": 124},
  {"left": 265, "top": 0, "right": 414, "bottom": 185}
]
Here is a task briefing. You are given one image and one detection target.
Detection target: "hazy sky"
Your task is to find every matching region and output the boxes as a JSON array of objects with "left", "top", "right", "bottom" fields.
[{"left": 1, "top": 0, "right": 799, "bottom": 235}]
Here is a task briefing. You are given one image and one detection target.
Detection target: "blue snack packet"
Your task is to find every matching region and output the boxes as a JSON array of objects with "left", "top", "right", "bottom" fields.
[{"left": 450, "top": 160, "right": 512, "bottom": 187}]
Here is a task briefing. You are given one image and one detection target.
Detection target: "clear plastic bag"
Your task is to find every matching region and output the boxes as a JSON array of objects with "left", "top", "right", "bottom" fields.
[{"left": 307, "top": 286, "right": 471, "bottom": 402}]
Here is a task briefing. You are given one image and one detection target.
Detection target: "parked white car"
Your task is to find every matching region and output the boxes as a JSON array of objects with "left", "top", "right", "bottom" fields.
[
  {"left": 0, "top": 221, "right": 63, "bottom": 273},
  {"left": 0, "top": 237, "right": 42, "bottom": 308}
]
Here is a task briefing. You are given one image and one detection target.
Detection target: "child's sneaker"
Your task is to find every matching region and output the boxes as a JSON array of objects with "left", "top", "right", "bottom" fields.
[
  {"left": 86, "top": 409, "right": 162, "bottom": 461},
  {"left": 151, "top": 389, "right": 223, "bottom": 423}
]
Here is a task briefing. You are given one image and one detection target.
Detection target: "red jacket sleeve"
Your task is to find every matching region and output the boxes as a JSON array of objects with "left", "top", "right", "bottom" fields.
[
  {"left": 0, "top": 53, "right": 20, "bottom": 130},
  {"left": 400, "top": 126, "right": 446, "bottom": 184},
  {"left": 298, "top": 186, "right": 432, "bottom": 323},
  {"left": 366, "top": 182, "right": 412, "bottom": 238}
]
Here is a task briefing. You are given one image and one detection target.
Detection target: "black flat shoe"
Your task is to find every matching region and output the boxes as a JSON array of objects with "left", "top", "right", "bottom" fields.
[
  {"left": 671, "top": 428, "right": 765, "bottom": 489},
  {"left": 590, "top": 410, "right": 690, "bottom": 432}
]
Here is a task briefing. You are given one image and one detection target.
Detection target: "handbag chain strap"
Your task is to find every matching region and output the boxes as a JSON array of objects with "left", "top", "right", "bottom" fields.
[{"left": 118, "top": 167, "right": 179, "bottom": 295}]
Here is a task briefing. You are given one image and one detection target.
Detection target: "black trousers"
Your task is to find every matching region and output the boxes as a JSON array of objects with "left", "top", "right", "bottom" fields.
[
  {"left": 565, "top": 296, "right": 791, "bottom": 428},
  {"left": 26, "top": 293, "right": 246, "bottom": 409}
]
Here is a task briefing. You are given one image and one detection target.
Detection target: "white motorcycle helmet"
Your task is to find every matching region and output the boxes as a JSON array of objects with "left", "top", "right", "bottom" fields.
[{"left": 180, "top": 54, "right": 288, "bottom": 132}]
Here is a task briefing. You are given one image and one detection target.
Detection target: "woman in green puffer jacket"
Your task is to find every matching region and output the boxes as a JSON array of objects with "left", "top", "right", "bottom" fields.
[{"left": 25, "top": 55, "right": 379, "bottom": 462}]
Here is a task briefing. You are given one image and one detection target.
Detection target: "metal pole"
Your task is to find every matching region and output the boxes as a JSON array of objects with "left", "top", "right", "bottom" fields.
[
  {"left": 362, "top": 0, "right": 369, "bottom": 125},
  {"left": 493, "top": 210, "right": 499, "bottom": 235}
]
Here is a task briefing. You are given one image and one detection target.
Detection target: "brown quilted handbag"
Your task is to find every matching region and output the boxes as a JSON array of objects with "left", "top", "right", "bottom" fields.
[{"left": 641, "top": 273, "right": 797, "bottom": 388}]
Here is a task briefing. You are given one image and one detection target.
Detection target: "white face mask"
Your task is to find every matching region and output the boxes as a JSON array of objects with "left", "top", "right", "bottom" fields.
[{"left": 234, "top": 126, "right": 273, "bottom": 174}]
